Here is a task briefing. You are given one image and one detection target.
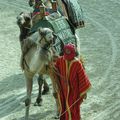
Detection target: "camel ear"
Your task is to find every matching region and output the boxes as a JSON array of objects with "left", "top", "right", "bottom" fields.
[
  {"left": 16, "top": 12, "right": 23, "bottom": 19},
  {"left": 19, "top": 12, "right": 24, "bottom": 15}
]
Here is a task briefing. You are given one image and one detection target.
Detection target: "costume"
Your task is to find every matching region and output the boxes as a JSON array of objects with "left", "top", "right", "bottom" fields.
[{"left": 55, "top": 44, "right": 91, "bottom": 120}]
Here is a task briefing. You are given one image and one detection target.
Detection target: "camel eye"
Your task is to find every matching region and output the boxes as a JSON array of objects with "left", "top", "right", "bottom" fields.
[{"left": 25, "top": 17, "right": 31, "bottom": 21}]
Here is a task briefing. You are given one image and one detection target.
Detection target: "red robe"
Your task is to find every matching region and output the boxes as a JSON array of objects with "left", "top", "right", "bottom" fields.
[{"left": 55, "top": 56, "right": 91, "bottom": 120}]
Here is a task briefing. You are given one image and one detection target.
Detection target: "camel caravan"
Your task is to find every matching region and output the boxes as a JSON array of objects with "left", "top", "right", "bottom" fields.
[{"left": 16, "top": 0, "right": 85, "bottom": 119}]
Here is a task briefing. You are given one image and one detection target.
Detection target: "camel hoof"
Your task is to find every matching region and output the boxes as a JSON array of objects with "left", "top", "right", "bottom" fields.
[
  {"left": 54, "top": 115, "right": 60, "bottom": 119},
  {"left": 25, "top": 98, "right": 31, "bottom": 106},
  {"left": 34, "top": 98, "right": 42, "bottom": 106}
]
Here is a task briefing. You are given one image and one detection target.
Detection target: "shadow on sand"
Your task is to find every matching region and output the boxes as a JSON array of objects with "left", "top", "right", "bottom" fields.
[
  {"left": 0, "top": 73, "right": 25, "bottom": 93},
  {"left": 16, "top": 110, "right": 54, "bottom": 120}
]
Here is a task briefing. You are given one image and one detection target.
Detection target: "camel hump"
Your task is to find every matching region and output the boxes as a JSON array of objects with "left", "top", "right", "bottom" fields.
[
  {"left": 30, "top": 19, "right": 54, "bottom": 34},
  {"left": 22, "top": 32, "right": 39, "bottom": 54},
  {"left": 20, "top": 32, "right": 39, "bottom": 70}
]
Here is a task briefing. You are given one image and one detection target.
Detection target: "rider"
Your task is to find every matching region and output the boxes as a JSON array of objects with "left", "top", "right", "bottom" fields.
[
  {"left": 30, "top": 0, "right": 51, "bottom": 16},
  {"left": 29, "top": 0, "right": 85, "bottom": 28}
]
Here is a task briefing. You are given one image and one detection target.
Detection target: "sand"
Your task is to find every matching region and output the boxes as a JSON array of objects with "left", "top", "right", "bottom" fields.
[{"left": 0, "top": 0, "right": 120, "bottom": 120}]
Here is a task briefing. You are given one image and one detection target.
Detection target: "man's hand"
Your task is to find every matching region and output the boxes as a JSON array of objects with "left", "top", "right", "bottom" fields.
[
  {"left": 80, "top": 93, "right": 87, "bottom": 100},
  {"left": 83, "top": 93, "right": 87, "bottom": 100},
  {"left": 53, "top": 55, "right": 59, "bottom": 62}
]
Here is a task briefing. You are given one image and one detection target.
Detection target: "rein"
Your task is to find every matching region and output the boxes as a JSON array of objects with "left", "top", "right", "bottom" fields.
[
  {"left": 59, "top": 96, "right": 82, "bottom": 118},
  {"left": 39, "top": 35, "right": 53, "bottom": 51}
]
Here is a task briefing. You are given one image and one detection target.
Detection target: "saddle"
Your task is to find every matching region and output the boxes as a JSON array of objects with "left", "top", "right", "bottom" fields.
[{"left": 30, "top": 14, "right": 77, "bottom": 55}]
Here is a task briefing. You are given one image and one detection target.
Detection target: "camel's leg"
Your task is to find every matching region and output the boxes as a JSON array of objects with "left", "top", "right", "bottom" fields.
[
  {"left": 53, "top": 92, "right": 61, "bottom": 119},
  {"left": 48, "top": 67, "right": 61, "bottom": 118},
  {"left": 34, "top": 75, "right": 44, "bottom": 106},
  {"left": 24, "top": 70, "right": 34, "bottom": 120},
  {"left": 42, "top": 78, "right": 49, "bottom": 95}
]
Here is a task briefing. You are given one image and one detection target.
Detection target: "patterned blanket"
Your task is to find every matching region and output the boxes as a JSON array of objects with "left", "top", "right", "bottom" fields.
[
  {"left": 62, "top": 0, "right": 85, "bottom": 28},
  {"left": 30, "top": 13, "right": 77, "bottom": 54}
]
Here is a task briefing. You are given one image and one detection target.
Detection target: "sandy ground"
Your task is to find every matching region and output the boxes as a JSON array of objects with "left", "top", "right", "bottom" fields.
[{"left": 0, "top": 0, "right": 120, "bottom": 120}]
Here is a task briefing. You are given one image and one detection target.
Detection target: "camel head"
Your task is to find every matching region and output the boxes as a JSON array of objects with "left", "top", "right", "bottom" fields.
[
  {"left": 29, "top": 0, "right": 35, "bottom": 7},
  {"left": 37, "top": 27, "right": 57, "bottom": 50},
  {"left": 16, "top": 12, "right": 32, "bottom": 29}
]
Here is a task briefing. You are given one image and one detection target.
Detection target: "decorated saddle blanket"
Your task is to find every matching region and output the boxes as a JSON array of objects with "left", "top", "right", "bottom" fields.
[{"left": 30, "top": 14, "right": 77, "bottom": 54}]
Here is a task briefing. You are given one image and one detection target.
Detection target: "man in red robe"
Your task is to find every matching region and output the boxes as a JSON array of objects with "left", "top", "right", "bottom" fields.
[{"left": 54, "top": 44, "right": 91, "bottom": 120}]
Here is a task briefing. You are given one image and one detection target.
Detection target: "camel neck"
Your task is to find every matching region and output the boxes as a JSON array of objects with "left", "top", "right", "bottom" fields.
[{"left": 20, "top": 27, "right": 30, "bottom": 41}]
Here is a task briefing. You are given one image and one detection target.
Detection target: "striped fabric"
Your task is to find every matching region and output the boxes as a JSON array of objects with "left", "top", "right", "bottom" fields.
[{"left": 55, "top": 56, "right": 91, "bottom": 120}]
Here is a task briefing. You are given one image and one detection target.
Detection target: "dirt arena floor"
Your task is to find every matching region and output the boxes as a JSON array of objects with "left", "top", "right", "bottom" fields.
[{"left": 0, "top": 0, "right": 120, "bottom": 120}]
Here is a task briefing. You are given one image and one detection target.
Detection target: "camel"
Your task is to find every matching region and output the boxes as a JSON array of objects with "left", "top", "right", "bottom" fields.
[
  {"left": 19, "top": 27, "right": 58, "bottom": 120},
  {"left": 22, "top": 27, "right": 56, "bottom": 103}
]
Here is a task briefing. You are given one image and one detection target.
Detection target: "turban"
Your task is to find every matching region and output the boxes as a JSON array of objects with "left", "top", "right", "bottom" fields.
[{"left": 63, "top": 43, "right": 76, "bottom": 61}]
